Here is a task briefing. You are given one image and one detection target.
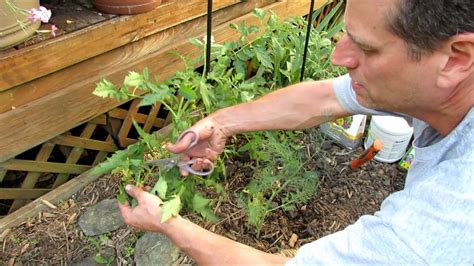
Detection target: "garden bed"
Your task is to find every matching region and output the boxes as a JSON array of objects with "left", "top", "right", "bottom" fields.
[{"left": 0, "top": 131, "right": 406, "bottom": 264}]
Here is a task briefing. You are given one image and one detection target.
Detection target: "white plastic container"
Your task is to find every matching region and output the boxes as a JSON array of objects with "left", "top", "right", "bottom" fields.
[
  {"left": 320, "top": 115, "right": 367, "bottom": 150},
  {"left": 365, "top": 115, "right": 413, "bottom": 163}
]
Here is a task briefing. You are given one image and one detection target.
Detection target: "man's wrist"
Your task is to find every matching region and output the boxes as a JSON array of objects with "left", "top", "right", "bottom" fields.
[
  {"left": 155, "top": 214, "right": 184, "bottom": 235},
  {"left": 209, "top": 108, "right": 239, "bottom": 137}
]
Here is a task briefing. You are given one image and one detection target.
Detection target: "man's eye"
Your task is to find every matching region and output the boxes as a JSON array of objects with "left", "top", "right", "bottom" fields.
[{"left": 361, "top": 47, "right": 376, "bottom": 54}]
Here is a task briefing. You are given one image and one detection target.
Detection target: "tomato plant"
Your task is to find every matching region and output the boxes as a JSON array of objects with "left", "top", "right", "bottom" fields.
[{"left": 92, "top": 5, "right": 345, "bottom": 227}]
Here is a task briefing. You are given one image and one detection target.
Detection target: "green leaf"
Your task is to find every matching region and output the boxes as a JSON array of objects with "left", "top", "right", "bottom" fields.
[
  {"left": 198, "top": 80, "right": 213, "bottom": 113},
  {"left": 192, "top": 194, "right": 218, "bottom": 222},
  {"left": 240, "top": 91, "right": 255, "bottom": 102},
  {"left": 255, "top": 47, "right": 273, "bottom": 69},
  {"left": 151, "top": 177, "right": 168, "bottom": 199},
  {"left": 132, "top": 120, "right": 147, "bottom": 141},
  {"left": 161, "top": 195, "right": 181, "bottom": 222},
  {"left": 143, "top": 67, "right": 150, "bottom": 81},
  {"left": 131, "top": 198, "right": 138, "bottom": 208},
  {"left": 246, "top": 192, "right": 267, "bottom": 228},
  {"left": 234, "top": 60, "right": 247, "bottom": 76},
  {"left": 204, "top": 179, "right": 225, "bottom": 195},
  {"left": 124, "top": 71, "right": 145, "bottom": 88},
  {"left": 189, "top": 38, "right": 203, "bottom": 47},
  {"left": 248, "top": 25, "right": 260, "bottom": 34},
  {"left": 93, "top": 79, "right": 118, "bottom": 99},
  {"left": 94, "top": 254, "right": 109, "bottom": 264},
  {"left": 252, "top": 8, "right": 265, "bottom": 20},
  {"left": 138, "top": 89, "right": 170, "bottom": 107},
  {"left": 117, "top": 185, "right": 127, "bottom": 205},
  {"left": 91, "top": 149, "right": 128, "bottom": 175},
  {"left": 179, "top": 85, "right": 197, "bottom": 100}
]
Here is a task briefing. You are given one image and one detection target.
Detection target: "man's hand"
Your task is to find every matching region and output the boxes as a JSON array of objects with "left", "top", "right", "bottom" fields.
[
  {"left": 166, "top": 117, "right": 229, "bottom": 176},
  {"left": 118, "top": 184, "right": 172, "bottom": 232}
]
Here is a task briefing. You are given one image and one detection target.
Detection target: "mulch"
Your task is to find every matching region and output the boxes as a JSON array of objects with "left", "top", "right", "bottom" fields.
[{"left": 0, "top": 129, "right": 406, "bottom": 265}]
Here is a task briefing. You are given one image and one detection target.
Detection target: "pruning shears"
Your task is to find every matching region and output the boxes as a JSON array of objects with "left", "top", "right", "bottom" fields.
[{"left": 145, "top": 130, "right": 214, "bottom": 176}]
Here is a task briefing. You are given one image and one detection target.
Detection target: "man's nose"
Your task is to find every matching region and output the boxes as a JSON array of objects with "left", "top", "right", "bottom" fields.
[{"left": 331, "top": 34, "right": 359, "bottom": 69}]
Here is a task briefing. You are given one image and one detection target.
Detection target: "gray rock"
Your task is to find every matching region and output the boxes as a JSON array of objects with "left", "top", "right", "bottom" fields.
[
  {"left": 78, "top": 199, "right": 126, "bottom": 236},
  {"left": 134, "top": 232, "right": 180, "bottom": 266}
]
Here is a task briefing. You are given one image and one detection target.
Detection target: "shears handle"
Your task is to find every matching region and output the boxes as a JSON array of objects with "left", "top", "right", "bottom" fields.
[
  {"left": 177, "top": 130, "right": 200, "bottom": 149},
  {"left": 175, "top": 130, "right": 215, "bottom": 176},
  {"left": 177, "top": 159, "right": 214, "bottom": 176}
]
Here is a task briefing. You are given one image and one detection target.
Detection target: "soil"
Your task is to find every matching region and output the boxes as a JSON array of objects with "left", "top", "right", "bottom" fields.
[{"left": 0, "top": 129, "right": 406, "bottom": 264}]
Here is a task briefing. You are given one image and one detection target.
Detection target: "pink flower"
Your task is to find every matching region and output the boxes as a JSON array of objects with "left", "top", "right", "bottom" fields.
[
  {"left": 27, "top": 9, "right": 40, "bottom": 23},
  {"left": 27, "top": 6, "right": 52, "bottom": 23},
  {"left": 50, "top": 24, "right": 58, "bottom": 37}
]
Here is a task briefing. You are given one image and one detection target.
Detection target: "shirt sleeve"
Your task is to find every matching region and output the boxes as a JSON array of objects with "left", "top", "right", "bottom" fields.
[{"left": 332, "top": 74, "right": 393, "bottom": 116}]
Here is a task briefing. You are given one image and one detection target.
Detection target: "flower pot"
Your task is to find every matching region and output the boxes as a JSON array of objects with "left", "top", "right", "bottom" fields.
[
  {"left": 0, "top": 0, "right": 41, "bottom": 50},
  {"left": 91, "top": 0, "right": 162, "bottom": 15}
]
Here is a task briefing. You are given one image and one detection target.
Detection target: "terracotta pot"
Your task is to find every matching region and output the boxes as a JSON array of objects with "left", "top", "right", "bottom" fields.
[
  {"left": 91, "top": 0, "right": 162, "bottom": 15},
  {"left": 0, "top": 0, "right": 41, "bottom": 50}
]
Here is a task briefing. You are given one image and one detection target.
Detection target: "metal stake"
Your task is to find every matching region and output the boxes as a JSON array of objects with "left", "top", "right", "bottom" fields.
[
  {"left": 205, "top": 0, "right": 213, "bottom": 78},
  {"left": 300, "top": 0, "right": 315, "bottom": 82}
]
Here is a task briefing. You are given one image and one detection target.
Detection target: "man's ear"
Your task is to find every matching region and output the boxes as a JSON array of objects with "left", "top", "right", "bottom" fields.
[{"left": 436, "top": 33, "right": 474, "bottom": 89}]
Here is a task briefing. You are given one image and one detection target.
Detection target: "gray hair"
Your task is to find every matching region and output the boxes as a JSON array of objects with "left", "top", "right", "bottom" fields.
[{"left": 387, "top": 0, "right": 474, "bottom": 60}]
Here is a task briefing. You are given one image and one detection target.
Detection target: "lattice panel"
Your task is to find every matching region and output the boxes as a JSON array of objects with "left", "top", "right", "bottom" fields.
[{"left": 0, "top": 99, "right": 170, "bottom": 215}]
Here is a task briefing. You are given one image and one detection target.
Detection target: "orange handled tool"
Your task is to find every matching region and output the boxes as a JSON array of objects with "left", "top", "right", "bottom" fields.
[{"left": 350, "top": 139, "right": 383, "bottom": 170}]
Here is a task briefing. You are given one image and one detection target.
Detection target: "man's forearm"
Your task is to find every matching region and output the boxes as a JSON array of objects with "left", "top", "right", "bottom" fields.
[
  {"left": 210, "top": 79, "right": 349, "bottom": 136},
  {"left": 163, "top": 216, "right": 289, "bottom": 265}
]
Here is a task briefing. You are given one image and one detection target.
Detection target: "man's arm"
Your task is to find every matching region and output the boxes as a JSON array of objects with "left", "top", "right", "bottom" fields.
[
  {"left": 166, "top": 78, "right": 350, "bottom": 164},
  {"left": 119, "top": 185, "right": 289, "bottom": 265},
  {"left": 210, "top": 79, "right": 350, "bottom": 136},
  {"left": 165, "top": 216, "right": 289, "bottom": 265}
]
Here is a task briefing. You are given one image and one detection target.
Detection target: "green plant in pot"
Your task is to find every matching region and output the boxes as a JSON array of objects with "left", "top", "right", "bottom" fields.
[
  {"left": 91, "top": 0, "right": 162, "bottom": 15},
  {"left": 0, "top": 0, "right": 41, "bottom": 50}
]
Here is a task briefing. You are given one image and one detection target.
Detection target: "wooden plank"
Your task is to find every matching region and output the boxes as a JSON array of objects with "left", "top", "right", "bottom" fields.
[
  {"left": 109, "top": 108, "right": 166, "bottom": 128},
  {"left": 19, "top": 143, "right": 55, "bottom": 189},
  {"left": 118, "top": 99, "right": 140, "bottom": 147},
  {"left": 8, "top": 143, "right": 56, "bottom": 213},
  {"left": 0, "top": 0, "right": 314, "bottom": 163},
  {"left": 0, "top": 189, "right": 51, "bottom": 200},
  {"left": 8, "top": 144, "right": 54, "bottom": 211},
  {"left": 0, "top": 167, "right": 6, "bottom": 183},
  {"left": 89, "top": 114, "right": 107, "bottom": 125},
  {"left": 51, "top": 135, "right": 117, "bottom": 152},
  {"left": 0, "top": 0, "right": 242, "bottom": 93},
  {"left": 143, "top": 104, "right": 160, "bottom": 133},
  {"left": 0, "top": 168, "right": 100, "bottom": 231},
  {"left": 89, "top": 108, "right": 166, "bottom": 127},
  {"left": 0, "top": 160, "right": 91, "bottom": 174},
  {"left": 53, "top": 123, "right": 98, "bottom": 188},
  {"left": 93, "top": 136, "right": 114, "bottom": 166},
  {"left": 0, "top": 0, "right": 268, "bottom": 115}
]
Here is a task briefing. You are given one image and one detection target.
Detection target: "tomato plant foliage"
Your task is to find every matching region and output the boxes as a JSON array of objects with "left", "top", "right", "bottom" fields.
[{"left": 93, "top": 6, "right": 345, "bottom": 228}]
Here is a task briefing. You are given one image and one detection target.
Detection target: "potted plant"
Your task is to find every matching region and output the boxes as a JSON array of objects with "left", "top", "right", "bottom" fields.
[
  {"left": 91, "top": 0, "right": 162, "bottom": 15},
  {"left": 0, "top": 0, "right": 41, "bottom": 50}
]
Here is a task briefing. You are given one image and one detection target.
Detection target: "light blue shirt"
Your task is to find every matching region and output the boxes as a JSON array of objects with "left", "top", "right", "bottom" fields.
[{"left": 288, "top": 74, "right": 474, "bottom": 265}]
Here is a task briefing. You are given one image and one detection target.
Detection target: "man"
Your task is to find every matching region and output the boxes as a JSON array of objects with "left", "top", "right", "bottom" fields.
[{"left": 119, "top": 0, "right": 474, "bottom": 264}]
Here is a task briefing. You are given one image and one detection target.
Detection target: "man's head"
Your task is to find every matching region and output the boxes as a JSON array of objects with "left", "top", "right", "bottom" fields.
[
  {"left": 387, "top": 0, "right": 474, "bottom": 60},
  {"left": 331, "top": 0, "right": 474, "bottom": 135}
]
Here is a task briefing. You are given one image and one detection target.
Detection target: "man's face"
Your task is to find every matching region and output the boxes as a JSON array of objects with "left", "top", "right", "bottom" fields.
[{"left": 331, "top": 0, "right": 442, "bottom": 114}]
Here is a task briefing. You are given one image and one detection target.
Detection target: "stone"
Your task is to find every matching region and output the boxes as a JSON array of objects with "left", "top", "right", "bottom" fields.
[
  {"left": 78, "top": 199, "right": 125, "bottom": 236},
  {"left": 134, "top": 232, "right": 180, "bottom": 266}
]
